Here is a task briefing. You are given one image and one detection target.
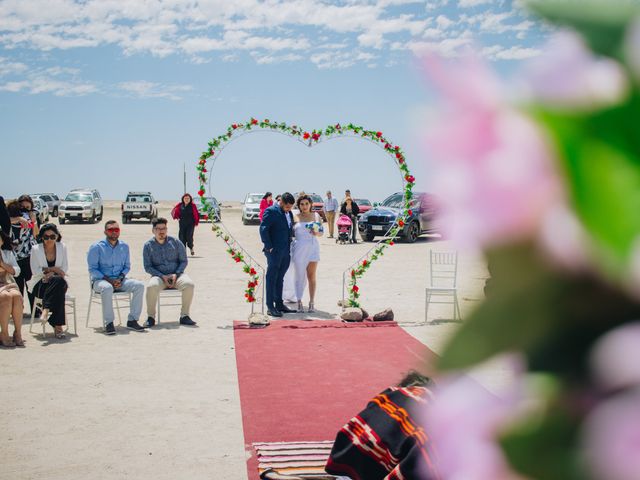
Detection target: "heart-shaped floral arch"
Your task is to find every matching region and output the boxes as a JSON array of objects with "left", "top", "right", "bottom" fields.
[{"left": 196, "top": 117, "right": 415, "bottom": 309}]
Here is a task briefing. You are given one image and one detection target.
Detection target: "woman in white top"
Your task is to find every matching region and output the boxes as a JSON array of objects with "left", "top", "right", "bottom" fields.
[
  {"left": 289, "top": 194, "right": 323, "bottom": 312},
  {"left": 0, "top": 230, "right": 23, "bottom": 348},
  {"left": 28, "top": 223, "right": 69, "bottom": 339}
]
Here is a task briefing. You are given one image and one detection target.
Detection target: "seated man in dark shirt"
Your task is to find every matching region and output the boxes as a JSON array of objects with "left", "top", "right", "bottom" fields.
[{"left": 142, "top": 217, "right": 196, "bottom": 327}]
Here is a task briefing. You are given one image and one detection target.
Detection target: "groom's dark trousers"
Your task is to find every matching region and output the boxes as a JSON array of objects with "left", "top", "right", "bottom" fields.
[
  {"left": 264, "top": 249, "right": 291, "bottom": 310},
  {"left": 259, "top": 204, "right": 293, "bottom": 311}
]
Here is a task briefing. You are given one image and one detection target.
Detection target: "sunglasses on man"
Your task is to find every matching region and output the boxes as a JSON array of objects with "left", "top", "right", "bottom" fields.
[{"left": 106, "top": 227, "right": 121, "bottom": 233}]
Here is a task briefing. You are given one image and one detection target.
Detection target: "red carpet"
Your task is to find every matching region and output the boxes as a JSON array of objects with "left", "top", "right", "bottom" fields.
[{"left": 233, "top": 320, "right": 438, "bottom": 479}]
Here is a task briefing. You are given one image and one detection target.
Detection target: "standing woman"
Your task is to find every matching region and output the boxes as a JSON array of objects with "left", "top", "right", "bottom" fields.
[
  {"left": 7, "top": 200, "right": 37, "bottom": 310},
  {"left": 28, "top": 224, "right": 69, "bottom": 339},
  {"left": 171, "top": 193, "right": 200, "bottom": 256},
  {"left": 290, "top": 195, "right": 323, "bottom": 312},
  {"left": 259, "top": 192, "right": 273, "bottom": 222},
  {"left": 340, "top": 195, "right": 360, "bottom": 244},
  {"left": 0, "top": 230, "right": 24, "bottom": 348}
]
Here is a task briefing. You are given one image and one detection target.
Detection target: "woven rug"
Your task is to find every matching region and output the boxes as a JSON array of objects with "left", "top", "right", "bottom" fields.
[
  {"left": 254, "top": 440, "right": 334, "bottom": 477},
  {"left": 234, "top": 319, "right": 438, "bottom": 479}
]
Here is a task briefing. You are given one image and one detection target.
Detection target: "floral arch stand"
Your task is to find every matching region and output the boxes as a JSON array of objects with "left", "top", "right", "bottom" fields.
[{"left": 196, "top": 118, "right": 416, "bottom": 316}]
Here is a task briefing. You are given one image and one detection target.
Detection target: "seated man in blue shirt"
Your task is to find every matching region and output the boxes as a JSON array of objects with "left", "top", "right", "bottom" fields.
[
  {"left": 142, "top": 217, "right": 196, "bottom": 327},
  {"left": 87, "top": 220, "right": 145, "bottom": 335}
]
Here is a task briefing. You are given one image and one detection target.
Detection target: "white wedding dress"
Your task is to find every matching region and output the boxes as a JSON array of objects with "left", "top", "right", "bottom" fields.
[{"left": 282, "top": 214, "right": 321, "bottom": 302}]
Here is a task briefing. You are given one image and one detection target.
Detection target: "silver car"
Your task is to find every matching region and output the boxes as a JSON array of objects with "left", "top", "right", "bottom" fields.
[
  {"left": 32, "top": 193, "right": 61, "bottom": 217},
  {"left": 242, "top": 192, "right": 265, "bottom": 225},
  {"left": 58, "top": 189, "right": 104, "bottom": 224},
  {"left": 32, "top": 198, "right": 50, "bottom": 224}
]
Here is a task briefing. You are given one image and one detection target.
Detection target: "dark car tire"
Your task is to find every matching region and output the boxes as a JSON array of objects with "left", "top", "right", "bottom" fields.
[
  {"left": 97, "top": 207, "right": 104, "bottom": 221},
  {"left": 89, "top": 210, "right": 97, "bottom": 224},
  {"left": 59, "top": 217, "right": 66, "bottom": 224},
  {"left": 404, "top": 221, "right": 420, "bottom": 243},
  {"left": 122, "top": 216, "right": 128, "bottom": 224},
  {"left": 362, "top": 232, "right": 375, "bottom": 242},
  {"left": 242, "top": 217, "right": 249, "bottom": 225}
]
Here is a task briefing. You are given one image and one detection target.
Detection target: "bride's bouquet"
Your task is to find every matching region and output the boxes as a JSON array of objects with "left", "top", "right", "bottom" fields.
[{"left": 305, "top": 221, "right": 324, "bottom": 236}]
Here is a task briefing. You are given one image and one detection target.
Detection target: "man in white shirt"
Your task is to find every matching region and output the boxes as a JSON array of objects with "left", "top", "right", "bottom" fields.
[{"left": 323, "top": 191, "right": 339, "bottom": 238}]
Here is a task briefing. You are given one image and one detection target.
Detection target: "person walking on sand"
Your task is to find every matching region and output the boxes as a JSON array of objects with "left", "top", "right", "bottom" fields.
[
  {"left": 323, "top": 190, "right": 338, "bottom": 238},
  {"left": 171, "top": 193, "right": 199, "bottom": 256},
  {"left": 259, "top": 192, "right": 273, "bottom": 222},
  {"left": 259, "top": 193, "right": 297, "bottom": 317}
]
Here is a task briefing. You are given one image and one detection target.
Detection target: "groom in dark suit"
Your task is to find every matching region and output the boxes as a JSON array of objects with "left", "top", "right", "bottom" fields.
[{"left": 259, "top": 192, "right": 297, "bottom": 317}]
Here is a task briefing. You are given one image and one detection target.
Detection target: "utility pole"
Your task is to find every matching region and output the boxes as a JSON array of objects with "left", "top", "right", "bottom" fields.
[{"left": 183, "top": 162, "right": 187, "bottom": 194}]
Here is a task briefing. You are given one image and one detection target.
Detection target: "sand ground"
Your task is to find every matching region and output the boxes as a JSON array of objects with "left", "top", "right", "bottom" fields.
[{"left": 1, "top": 201, "right": 501, "bottom": 480}]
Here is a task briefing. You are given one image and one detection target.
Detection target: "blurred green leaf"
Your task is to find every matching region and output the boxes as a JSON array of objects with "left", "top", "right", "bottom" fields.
[
  {"left": 500, "top": 401, "right": 584, "bottom": 480},
  {"left": 535, "top": 91, "right": 640, "bottom": 276},
  {"left": 437, "top": 242, "right": 640, "bottom": 374},
  {"left": 526, "top": 0, "right": 639, "bottom": 58},
  {"left": 438, "top": 242, "right": 561, "bottom": 371}
]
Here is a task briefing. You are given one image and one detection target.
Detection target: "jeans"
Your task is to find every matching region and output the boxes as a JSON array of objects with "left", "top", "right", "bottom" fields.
[
  {"left": 146, "top": 274, "right": 194, "bottom": 318},
  {"left": 265, "top": 248, "right": 290, "bottom": 309},
  {"left": 93, "top": 278, "right": 144, "bottom": 327}
]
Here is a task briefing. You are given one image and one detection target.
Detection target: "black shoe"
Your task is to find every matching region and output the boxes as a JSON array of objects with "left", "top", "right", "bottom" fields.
[
  {"left": 105, "top": 323, "right": 116, "bottom": 335},
  {"left": 143, "top": 317, "right": 156, "bottom": 328},
  {"left": 179, "top": 315, "right": 197, "bottom": 326},
  {"left": 127, "top": 320, "right": 145, "bottom": 332},
  {"left": 276, "top": 305, "right": 297, "bottom": 314},
  {"left": 267, "top": 308, "right": 283, "bottom": 317}
]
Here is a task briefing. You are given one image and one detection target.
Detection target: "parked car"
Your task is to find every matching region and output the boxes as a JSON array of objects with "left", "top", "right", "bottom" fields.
[
  {"left": 358, "top": 192, "right": 439, "bottom": 243},
  {"left": 242, "top": 192, "right": 265, "bottom": 225},
  {"left": 58, "top": 189, "right": 103, "bottom": 224},
  {"left": 308, "top": 193, "right": 327, "bottom": 222},
  {"left": 194, "top": 196, "right": 221, "bottom": 222},
  {"left": 32, "top": 193, "right": 61, "bottom": 217},
  {"left": 121, "top": 191, "right": 158, "bottom": 223},
  {"left": 32, "top": 197, "right": 49, "bottom": 224},
  {"left": 353, "top": 198, "right": 372, "bottom": 217}
]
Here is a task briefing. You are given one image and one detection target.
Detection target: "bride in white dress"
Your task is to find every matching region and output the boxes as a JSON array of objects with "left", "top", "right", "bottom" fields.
[{"left": 282, "top": 195, "right": 323, "bottom": 312}]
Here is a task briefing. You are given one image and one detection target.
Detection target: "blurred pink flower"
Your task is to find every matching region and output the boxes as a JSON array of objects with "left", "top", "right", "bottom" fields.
[
  {"left": 590, "top": 322, "right": 640, "bottom": 391},
  {"left": 521, "top": 32, "right": 628, "bottom": 110},
  {"left": 423, "top": 376, "right": 528, "bottom": 480},
  {"left": 581, "top": 389, "right": 640, "bottom": 480},
  {"left": 422, "top": 55, "right": 562, "bottom": 250}
]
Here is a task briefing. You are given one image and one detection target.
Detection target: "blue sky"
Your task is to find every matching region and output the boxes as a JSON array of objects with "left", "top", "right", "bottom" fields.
[{"left": 0, "top": 0, "right": 552, "bottom": 202}]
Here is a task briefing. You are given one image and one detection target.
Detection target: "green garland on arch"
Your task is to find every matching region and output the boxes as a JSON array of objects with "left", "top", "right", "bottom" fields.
[{"left": 196, "top": 117, "right": 415, "bottom": 307}]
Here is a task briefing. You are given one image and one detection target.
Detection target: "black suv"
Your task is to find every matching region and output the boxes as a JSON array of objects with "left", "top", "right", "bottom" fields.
[{"left": 358, "top": 192, "right": 438, "bottom": 243}]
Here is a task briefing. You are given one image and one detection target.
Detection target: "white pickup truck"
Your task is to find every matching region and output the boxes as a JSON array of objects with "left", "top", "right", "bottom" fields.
[{"left": 121, "top": 191, "right": 158, "bottom": 223}]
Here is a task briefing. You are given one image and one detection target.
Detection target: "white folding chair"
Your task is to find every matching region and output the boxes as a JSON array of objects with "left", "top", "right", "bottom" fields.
[
  {"left": 425, "top": 250, "right": 461, "bottom": 323},
  {"left": 86, "top": 283, "right": 132, "bottom": 327},
  {"left": 156, "top": 288, "right": 183, "bottom": 324},
  {"left": 29, "top": 294, "right": 78, "bottom": 336}
]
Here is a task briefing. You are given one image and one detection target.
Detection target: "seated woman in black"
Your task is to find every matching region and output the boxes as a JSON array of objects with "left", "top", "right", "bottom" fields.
[{"left": 28, "top": 224, "right": 69, "bottom": 339}]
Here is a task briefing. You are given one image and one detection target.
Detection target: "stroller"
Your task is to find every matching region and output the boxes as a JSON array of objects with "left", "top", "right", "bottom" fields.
[{"left": 336, "top": 214, "right": 353, "bottom": 244}]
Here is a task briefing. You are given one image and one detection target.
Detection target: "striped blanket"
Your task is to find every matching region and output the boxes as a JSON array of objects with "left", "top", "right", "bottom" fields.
[{"left": 254, "top": 440, "right": 335, "bottom": 477}]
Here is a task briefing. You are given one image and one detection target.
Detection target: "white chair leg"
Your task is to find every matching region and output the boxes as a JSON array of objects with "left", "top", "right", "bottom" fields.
[
  {"left": 72, "top": 300, "right": 77, "bottom": 335},
  {"left": 425, "top": 289, "right": 431, "bottom": 324},
  {"left": 114, "top": 294, "right": 121, "bottom": 326},
  {"left": 454, "top": 292, "right": 462, "bottom": 321},
  {"left": 86, "top": 293, "right": 93, "bottom": 327}
]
